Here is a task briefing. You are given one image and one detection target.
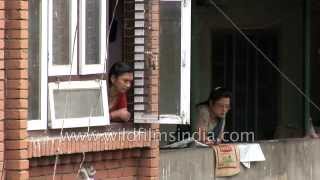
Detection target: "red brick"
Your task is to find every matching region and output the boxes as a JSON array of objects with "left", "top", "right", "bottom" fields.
[
  {"left": 30, "top": 167, "right": 46, "bottom": 177},
  {"left": 95, "top": 169, "right": 109, "bottom": 178},
  {"left": 6, "top": 140, "right": 28, "bottom": 150},
  {"left": 5, "top": 20, "right": 28, "bottom": 29},
  {"left": 5, "top": 49, "right": 28, "bottom": 59},
  {"left": 5, "top": 109, "right": 28, "bottom": 119},
  {"left": 0, "top": 131, "right": 4, "bottom": 142},
  {"left": 123, "top": 159, "right": 138, "bottom": 167},
  {"left": 6, "top": 120, "right": 28, "bottom": 130},
  {"left": 0, "top": 10, "right": 3, "bottom": 20},
  {"left": 56, "top": 165, "right": 75, "bottom": 174},
  {"left": 5, "top": 59, "right": 28, "bottom": 69},
  {"left": 5, "top": 130, "right": 27, "bottom": 140},
  {"left": 122, "top": 167, "right": 138, "bottom": 177},
  {"left": 5, "top": 39, "right": 28, "bottom": 49},
  {"left": 62, "top": 174, "right": 76, "bottom": 180},
  {"left": 0, "top": 1, "right": 4, "bottom": 10},
  {"left": 6, "top": 29, "right": 28, "bottom": 39},
  {"left": 6, "top": 149, "right": 28, "bottom": 160},
  {"left": 6, "top": 89, "right": 28, "bottom": 98},
  {"left": 0, "top": 110, "right": 4, "bottom": 119},
  {"left": 6, "top": 120, "right": 27, "bottom": 129},
  {"left": 107, "top": 168, "right": 123, "bottom": 178},
  {"left": 5, "top": 99, "right": 28, "bottom": 109},
  {"left": 138, "top": 167, "right": 159, "bottom": 177},
  {"left": 0, "top": 120, "right": 4, "bottom": 130},
  {"left": 0, "top": 40, "right": 4, "bottom": 49},
  {"left": 104, "top": 160, "right": 121, "bottom": 169},
  {"left": 112, "top": 151, "right": 123, "bottom": 160},
  {"left": 131, "top": 149, "right": 141, "bottom": 158},
  {"left": 0, "top": 22, "right": 4, "bottom": 30},
  {"left": 6, "top": 10, "right": 28, "bottom": 20},
  {"left": 142, "top": 148, "right": 159, "bottom": 158},
  {"left": 0, "top": 60, "right": 4, "bottom": 69},
  {"left": 5, "top": 1, "right": 28, "bottom": 10},
  {"left": 139, "top": 157, "right": 159, "bottom": 168},
  {"left": 5, "top": 160, "right": 29, "bottom": 170},
  {"left": 0, "top": 151, "right": 3, "bottom": 159},
  {"left": 6, "top": 170, "right": 29, "bottom": 180},
  {"left": 138, "top": 177, "right": 159, "bottom": 180},
  {"left": 7, "top": 79, "right": 28, "bottom": 89}
]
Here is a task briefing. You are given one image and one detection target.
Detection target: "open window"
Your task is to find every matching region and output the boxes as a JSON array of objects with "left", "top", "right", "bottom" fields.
[
  {"left": 190, "top": 0, "right": 320, "bottom": 140},
  {"left": 133, "top": 0, "right": 191, "bottom": 125},
  {"left": 48, "top": 80, "right": 109, "bottom": 129},
  {"left": 28, "top": 0, "right": 110, "bottom": 130}
]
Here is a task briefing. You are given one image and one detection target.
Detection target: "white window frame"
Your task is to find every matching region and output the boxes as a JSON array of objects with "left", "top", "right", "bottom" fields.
[
  {"left": 79, "top": 0, "right": 108, "bottom": 75},
  {"left": 28, "top": 0, "right": 48, "bottom": 130},
  {"left": 48, "top": 0, "right": 78, "bottom": 76},
  {"left": 28, "top": 0, "right": 111, "bottom": 130},
  {"left": 134, "top": 0, "right": 191, "bottom": 124},
  {"left": 48, "top": 80, "right": 109, "bottom": 129}
]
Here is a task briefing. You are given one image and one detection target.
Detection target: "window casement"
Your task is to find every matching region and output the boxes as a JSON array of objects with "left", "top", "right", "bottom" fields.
[
  {"left": 48, "top": 80, "right": 109, "bottom": 129},
  {"left": 79, "top": 0, "right": 108, "bottom": 75},
  {"left": 48, "top": 0, "right": 108, "bottom": 76},
  {"left": 133, "top": 0, "right": 191, "bottom": 124},
  {"left": 48, "top": 0, "right": 78, "bottom": 76},
  {"left": 28, "top": 0, "right": 48, "bottom": 130},
  {"left": 28, "top": 0, "right": 110, "bottom": 130}
]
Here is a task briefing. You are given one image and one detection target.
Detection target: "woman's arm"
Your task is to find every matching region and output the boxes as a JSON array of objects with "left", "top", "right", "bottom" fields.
[
  {"left": 196, "top": 106, "right": 210, "bottom": 142},
  {"left": 110, "top": 108, "right": 131, "bottom": 122}
]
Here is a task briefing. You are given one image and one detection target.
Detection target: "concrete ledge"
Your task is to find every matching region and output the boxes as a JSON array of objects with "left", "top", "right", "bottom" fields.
[{"left": 160, "top": 148, "right": 215, "bottom": 180}]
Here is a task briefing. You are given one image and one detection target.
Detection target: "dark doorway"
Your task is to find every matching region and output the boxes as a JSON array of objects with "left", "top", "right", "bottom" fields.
[{"left": 211, "top": 30, "right": 279, "bottom": 140}]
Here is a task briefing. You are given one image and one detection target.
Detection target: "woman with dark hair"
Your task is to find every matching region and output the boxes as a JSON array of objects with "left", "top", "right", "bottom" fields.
[
  {"left": 196, "top": 87, "right": 231, "bottom": 144},
  {"left": 108, "top": 62, "right": 133, "bottom": 122}
]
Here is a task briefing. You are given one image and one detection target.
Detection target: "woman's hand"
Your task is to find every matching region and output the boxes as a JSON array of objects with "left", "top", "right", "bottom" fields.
[
  {"left": 110, "top": 108, "right": 131, "bottom": 122},
  {"left": 118, "top": 108, "right": 131, "bottom": 121}
]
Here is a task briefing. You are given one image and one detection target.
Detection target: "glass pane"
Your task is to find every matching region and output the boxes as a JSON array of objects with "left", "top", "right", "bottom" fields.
[
  {"left": 28, "top": 0, "right": 41, "bottom": 120},
  {"left": 159, "top": 1, "right": 181, "bottom": 115},
  {"left": 52, "top": 0, "right": 70, "bottom": 65},
  {"left": 86, "top": 0, "right": 100, "bottom": 64},
  {"left": 53, "top": 89, "right": 103, "bottom": 119}
]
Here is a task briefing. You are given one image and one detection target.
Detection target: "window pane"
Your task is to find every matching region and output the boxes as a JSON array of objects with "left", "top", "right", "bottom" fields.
[
  {"left": 28, "top": 0, "right": 41, "bottom": 120},
  {"left": 52, "top": 0, "right": 70, "bottom": 65},
  {"left": 86, "top": 0, "right": 100, "bottom": 64},
  {"left": 159, "top": 1, "right": 181, "bottom": 115},
  {"left": 53, "top": 89, "right": 103, "bottom": 119}
]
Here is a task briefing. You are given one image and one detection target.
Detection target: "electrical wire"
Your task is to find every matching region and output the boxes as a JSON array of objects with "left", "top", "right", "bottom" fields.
[{"left": 209, "top": 0, "right": 320, "bottom": 113}]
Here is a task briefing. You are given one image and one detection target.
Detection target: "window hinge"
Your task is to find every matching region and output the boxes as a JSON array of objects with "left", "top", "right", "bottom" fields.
[
  {"left": 181, "top": 111, "right": 186, "bottom": 123},
  {"left": 182, "top": 52, "right": 186, "bottom": 67},
  {"left": 183, "top": 0, "right": 188, "bottom": 7}
]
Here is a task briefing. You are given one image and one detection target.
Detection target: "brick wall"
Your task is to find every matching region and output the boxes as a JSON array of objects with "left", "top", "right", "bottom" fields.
[
  {"left": 4, "top": 0, "right": 29, "bottom": 179},
  {"left": 0, "top": 0, "right": 4, "bottom": 179},
  {"left": 147, "top": 0, "right": 160, "bottom": 114},
  {"left": 29, "top": 149, "right": 158, "bottom": 180}
]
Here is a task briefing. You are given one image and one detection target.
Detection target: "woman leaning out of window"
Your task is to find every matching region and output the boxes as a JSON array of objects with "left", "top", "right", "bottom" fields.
[{"left": 108, "top": 62, "right": 133, "bottom": 122}]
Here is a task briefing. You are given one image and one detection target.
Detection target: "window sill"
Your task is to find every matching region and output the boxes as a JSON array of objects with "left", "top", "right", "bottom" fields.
[{"left": 28, "top": 125, "right": 152, "bottom": 158}]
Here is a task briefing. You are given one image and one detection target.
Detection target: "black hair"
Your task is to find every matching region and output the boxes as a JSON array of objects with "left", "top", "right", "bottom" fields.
[
  {"left": 108, "top": 62, "right": 133, "bottom": 85},
  {"left": 197, "top": 87, "right": 231, "bottom": 107}
]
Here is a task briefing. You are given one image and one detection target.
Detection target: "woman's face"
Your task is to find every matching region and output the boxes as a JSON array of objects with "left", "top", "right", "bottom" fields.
[
  {"left": 209, "top": 97, "right": 230, "bottom": 119},
  {"left": 111, "top": 72, "right": 133, "bottom": 93}
]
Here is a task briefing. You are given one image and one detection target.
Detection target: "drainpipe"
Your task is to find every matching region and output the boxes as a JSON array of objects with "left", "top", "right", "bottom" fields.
[{"left": 304, "top": 0, "right": 311, "bottom": 134}]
